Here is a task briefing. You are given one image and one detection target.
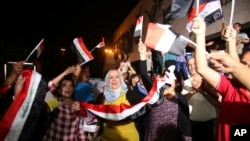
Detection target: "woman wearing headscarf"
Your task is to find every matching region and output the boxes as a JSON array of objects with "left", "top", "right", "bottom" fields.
[
  {"left": 94, "top": 69, "right": 146, "bottom": 141},
  {"left": 75, "top": 67, "right": 164, "bottom": 141}
]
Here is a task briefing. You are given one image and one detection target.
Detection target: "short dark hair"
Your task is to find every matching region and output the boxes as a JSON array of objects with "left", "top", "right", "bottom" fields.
[
  {"left": 241, "top": 47, "right": 250, "bottom": 59},
  {"left": 234, "top": 22, "right": 242, "bottom": 27}
]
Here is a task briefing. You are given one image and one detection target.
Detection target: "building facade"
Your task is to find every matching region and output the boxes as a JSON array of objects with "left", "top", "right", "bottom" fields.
[{"left": 103, "top": 0, "right": 250, "bottom": 73}]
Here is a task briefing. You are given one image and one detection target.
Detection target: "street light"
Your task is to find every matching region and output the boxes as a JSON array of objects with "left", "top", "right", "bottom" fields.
[{"left": 105, "top": 48, "right": 113, "bottom": 54}]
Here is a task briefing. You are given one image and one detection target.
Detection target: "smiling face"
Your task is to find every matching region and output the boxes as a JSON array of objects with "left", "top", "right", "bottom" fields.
[
  {"left": 108, "top": 70, "right": 121, "bottom": 90},
  {"left": 59, "top": 79, "right": 74, "bottom": 98}
]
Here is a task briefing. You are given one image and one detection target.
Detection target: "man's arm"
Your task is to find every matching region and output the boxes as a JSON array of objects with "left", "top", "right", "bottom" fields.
[
  {"left": 192, "top": 17, "right": 220, "bottom": 88},
  {"left": 209, "top": 52, "right": 250, "bottom": 91},
  {"left": 224, "top": 26, "right": 239, "bottom": 61}
]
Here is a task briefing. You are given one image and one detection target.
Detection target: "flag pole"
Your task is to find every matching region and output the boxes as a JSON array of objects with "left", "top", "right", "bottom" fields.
[
  {"left": 25, "top": 47, "right": 37, "bottom": 62},
  {"left": 80, "top": 62, "right": 87, "bottom": 66},
  {"left": 196, "top": 0, "right": 199, "bottom": 16},
  {"left": 179, "top": 35, "right": 209, "bottom": 56},
  {"left": 229, "top": 0, "right": 235, "bottom": 26},
  {"left": 80, "top": 59, "right": 93, "bottom": 66},
  {"left": 90, "top": 47, "right": 96, "bottom": 53}
]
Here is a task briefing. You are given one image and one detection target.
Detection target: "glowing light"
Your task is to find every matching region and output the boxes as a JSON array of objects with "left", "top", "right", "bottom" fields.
[{"left": 105, "top": 48, "right": 113, "bottom": 54}]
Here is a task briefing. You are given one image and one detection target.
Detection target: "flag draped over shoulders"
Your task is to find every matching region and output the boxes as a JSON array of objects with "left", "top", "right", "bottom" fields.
[
  {"left": 79, "top": 78, "right": 164, "bottom": 121},
  {"left": 0, "top": 69, "right": 48, "bottom": 141}
]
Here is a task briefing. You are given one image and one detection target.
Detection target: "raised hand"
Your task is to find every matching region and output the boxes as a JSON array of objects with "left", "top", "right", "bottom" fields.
[
  {"left": 224, "top": 26, "right": 237, "bottom": 42},
  {"left": 191, "top": 16, "right": 206, "bottom": 36},
  {"left": 14, "top": 74, "right": 26, "bottom": 97}
]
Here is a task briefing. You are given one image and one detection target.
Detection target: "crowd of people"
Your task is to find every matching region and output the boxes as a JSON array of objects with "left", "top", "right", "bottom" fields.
[{"left": 1, "top": 16, "right": 250, "bottom": 141}]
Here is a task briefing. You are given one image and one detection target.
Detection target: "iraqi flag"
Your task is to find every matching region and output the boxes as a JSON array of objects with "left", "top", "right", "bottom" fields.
[
  {"left": 133, "top": 16, "right": 143, "bottom": 37},
  {"left": 36, "top": 39, "right": 44, "bottom": 58},
  {"left": 144, "top": 22, "right": 187, "bottom": 55},
  {"left": 79, "top": 77, "right": 164, "bottom": 121},
  {"left": 0, "top": 69, "right": 48, "bottom": 141},
  {"left": 95, "top": 37, "right": 105, "bottom": 48},
  {"left": 164, "top": 0, "right": 194, "bottom": 21},
  {"left": 72, "top": 37, "right": 94, "bottom": 65},
  {"left": 186, "top": 0, "right": 223, "bottom": 32},
  {"left": 81, "top": 110, "right": 98, "bottom": 132},
  {"left": 25, "top": 38, "right": 44, "bottom": 61}
]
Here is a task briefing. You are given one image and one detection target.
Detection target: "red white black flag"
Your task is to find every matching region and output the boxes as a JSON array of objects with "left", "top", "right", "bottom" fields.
[
  {"left": 144, "top": 22, "right": 187, "bottom": 56},
  {"left": 25, "top": 38, "right": 44, "bottom": 61},
  {"left": 79, "top": 77, "right": 164, "bottom": 121},
  {"left": 0, "top": 69, "right": 47, "bottom": 141},
  {"left": 72, "top": 37, "right": 94, "bottom": 65},
  {"left": 133, "top": 16, "right": 143, "bottom": 37},
  {"left": 95, "top": 37, "right": 105, "bottom": 48},
  {"left": 186, "top": 0, "right": 223, "bottom": 32}
]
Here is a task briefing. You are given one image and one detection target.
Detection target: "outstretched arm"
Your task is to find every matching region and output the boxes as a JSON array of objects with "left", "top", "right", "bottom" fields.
[
  {"left": 72, "top": 64, "right": 81, "bottom": 86},
  {"left": 192, "top": 17, "right": 220, "bottom": 88},
  {"left": 49, "top": 65, "right": 78, "bottom": 90},
  {"left": 1, "top": 61, "right": 25, "bottom": 96},
  {"left": 224, "top": 26, "right": 239, "bottom": 61},
  {"left": 209, "top": 52, "right": 250, "bottom": 91},
  {"left": 126, "top": 58, "right": 136, "bottom": 74},
  {"left": 4, "top": 61, "right": 24, "bottom": 87},
  {"left": 138, "top": 39, "right": 153, "bottom": 92}
]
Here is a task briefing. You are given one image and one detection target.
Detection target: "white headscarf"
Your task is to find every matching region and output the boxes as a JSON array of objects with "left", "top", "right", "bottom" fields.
[{"left": 103, "top": 69, "right": 128, "bottom": 102}]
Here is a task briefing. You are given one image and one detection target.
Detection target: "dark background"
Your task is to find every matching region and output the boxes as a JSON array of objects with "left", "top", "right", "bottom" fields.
[{"left": 0, "top": 0, "right": 139, "bottom": 80}]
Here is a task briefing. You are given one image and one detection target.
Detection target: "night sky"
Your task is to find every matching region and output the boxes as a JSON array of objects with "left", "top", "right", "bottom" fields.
[{"left": 0, "top": 0, "right": 139, "bottom": 79}]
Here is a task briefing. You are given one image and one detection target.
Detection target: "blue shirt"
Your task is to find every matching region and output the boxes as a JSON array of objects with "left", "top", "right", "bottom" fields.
[{"left": 74, "top": 81, "right": 94, "bottom": 102}]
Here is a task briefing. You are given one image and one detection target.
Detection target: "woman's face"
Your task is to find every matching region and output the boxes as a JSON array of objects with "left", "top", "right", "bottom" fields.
[
  {"left": 108, "top": 70, "right": 121, "bottom": 89},
  {"left": 187, "top": 58, "right": 197, "bottom": 76},
  {"left": 59, "top": 80, "right": 74, "bottom": 98}
]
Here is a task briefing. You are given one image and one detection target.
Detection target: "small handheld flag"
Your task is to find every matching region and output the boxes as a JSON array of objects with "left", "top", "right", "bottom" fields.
[
  {"left": 72, "top": 37, "right": 94, "bottom": 66},
  {"left": 133, "top": 16, "right": 143, "bottom": 37},
  {"left": 25, "top": 39, "right": 44, "bottom": 61},
  {"left": 186, "top": 0, "right": 223, "bottom": 32},
  {"left": 144, "top": 22, "right": 208, "bottom": 56},
  {"left": 164, "top": 0, "right": 193, "bottom": 21},
  {"left": 90, "top": 37, "right": 106, "bottom": 52},
  {"left": 96, "top": 37, "right": 105, "bottom": 48}
]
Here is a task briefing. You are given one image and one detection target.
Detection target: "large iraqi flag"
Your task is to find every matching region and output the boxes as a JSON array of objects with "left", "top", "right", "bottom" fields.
[
  {"left": 79, "top": 77, "right": 165, "bottom": 121},
  {"left": 0, "top": 69, "right": 47, "bottom": 141}
]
